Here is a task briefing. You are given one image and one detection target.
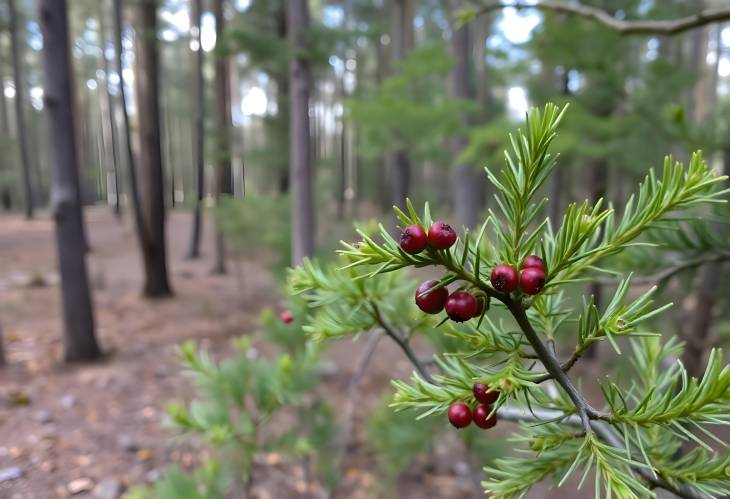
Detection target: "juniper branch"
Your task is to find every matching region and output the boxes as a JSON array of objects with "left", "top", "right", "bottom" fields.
[{"left": 370, "top": 301, "right": 436, "bottom": 384}]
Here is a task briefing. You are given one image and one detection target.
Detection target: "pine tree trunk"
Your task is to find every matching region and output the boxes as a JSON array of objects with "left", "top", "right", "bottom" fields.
[
  {"left": 113, "top": 0, "right": 147, "bottom": 251},
  {"left": 473, "top": 13, "right": 492, "bottom": 118},
  {"left": 186, "top": 0, "right": 205, "bottom": 259},
  {"left": 388, "top": 0, "right": 412, "bottom": 210},
  {"left": 8, "top": 0, "right": 34, "bottom": 219},
  {"left": 212, "top": 0, "right": 233, "bottom": 274},
  {"left": 39, "top": 0, "right": 101, "bottom": 362},
  {"left": 337, "top": 119, "right": 346, "bottom": 220},
  {"left": 448, "top": 0, "right": 479, "bottom": 230},
  {"left": 0, "top": 315, "right": 5, "bottom": 366},
  {"left": 288, "top": 0, "right": 315, "bottom": 265},
  {"left": 98, "top": 0, "right": 121, "bottom": 218},
  {"left": 133, "top": 0, "right": 173, "bottom": 297}
]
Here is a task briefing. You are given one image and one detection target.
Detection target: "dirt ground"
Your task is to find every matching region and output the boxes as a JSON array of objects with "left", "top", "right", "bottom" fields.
[{"left": 0, "top": 208, "right": 573, "bottom": 499}]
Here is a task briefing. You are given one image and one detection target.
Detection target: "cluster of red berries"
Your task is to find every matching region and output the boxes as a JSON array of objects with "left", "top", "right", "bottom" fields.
[
  {"left": 400, "top": 221, "right": 457, "bottom": 254},
  {"left": 402, "top": 221, "right": 547, "bottom": 321},
  {"left": 448, "top": 383, "right": 499, "bottom": 429},
  {"left": 490, "top": 255, "right": 545, "bottom": 296}
]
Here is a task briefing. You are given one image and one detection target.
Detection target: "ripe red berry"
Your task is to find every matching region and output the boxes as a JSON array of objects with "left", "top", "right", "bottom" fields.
[
  {"left": 448, "top": 402, "right": 472, "bottom": 428},
  {"left": 520, "top": 267, "right": 545, "bottom": 295},
  {"left": 490, "top": 264, "right": 518, "bottom": 292},
  {"left": 428, "top": 221, "right": 457, "bottom": 250},
  {"left": 400, "top": 224, "right": 428, "bottom": 254},
  {"left": 521, "top": 255, "right": 546, "bottom": 272},
  {"left": 473, "top": 383, "right": 499, "bottom": 405},
  {"left": 473, "top": 404, "right": 497, "bottom": 429},
  {"left": 280, "top": 310, "right": 294, "bottom": 324},
  {"left": 415, "top": 280, "right": 449, "bottom": 314},
  {"left": 474, "top": 296, "right": 487, "bottom": 317},
  {"left": 445, "top": 291, "right": 479, "bottom": 322}
]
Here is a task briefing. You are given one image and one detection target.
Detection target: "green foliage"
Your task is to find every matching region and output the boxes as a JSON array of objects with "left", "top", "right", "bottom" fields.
[
  {"left": 367, "top": 403, "right": 441, "bottom": 481},
  {"left": 347, "top": 43, "right": 472, "bottom": 164},
  {"left": 128, "top": 298, "right": 338, "bottom": 498},
  {"left": 334, "top": 104, "right": 730, "bottom": 498},
  {"left": 215, "top": 195, "right": 291, "bottom": 275}
]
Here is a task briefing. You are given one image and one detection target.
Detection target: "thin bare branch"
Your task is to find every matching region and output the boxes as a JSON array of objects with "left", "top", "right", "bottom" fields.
[{"left": 467, "top": 1, "right": 730, "bottom": 36}]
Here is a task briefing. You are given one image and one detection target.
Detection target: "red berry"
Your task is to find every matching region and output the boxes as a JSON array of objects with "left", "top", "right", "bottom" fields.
[
  {"left": 415, "top": 280, "right": 449, "bottom": 314},
  {"left": 474, "top": 296, "right": 486, "bottom": 317},
  {"left": 490, "top": 264, "right": 518, "bottom": 292},
  {"left": 280, "top": 310, "right": 294, "bottom": 324},
  {"left": 448, "top": 402, "right": 472, "bottom": 428},
  {"left": 520, "top": 267, "right": 545, "bottom": 295},
  {"left": 473, "top": 404, "right": 497, "bottom": 429},
  {"left": 521, "top": 255, "right": 546, "bottom": 272},
  {"left": 428, "top": 221, "right": 457, "bottom": 250},
  {"left": 473, "top": 383, "right": 499, "bottom": 405},
  {"left": 400, "top": 224, "right": 428, "bottom": 254},
  {"left": 445, "top": 291, "right": 479, "bottom": 322}
]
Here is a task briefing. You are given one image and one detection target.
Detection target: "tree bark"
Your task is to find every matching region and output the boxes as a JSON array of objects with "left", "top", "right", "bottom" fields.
[
  {"left": 288, "top": 0, "right": 315, "bottom": 265},
  {"left": 212, "top": 0, "right": 233, "bottom": 274},
  {"left": 388, "top": 0, "right": 413, "bottom": 210},
  {"left": 113, "top": 0, "right": 146, "bottom": 243},
  {"left": 186, "top": 0, "right": 205, "bottom": 260},
  {"left": 98, "top": 0, "right": 121, "bottom": 218},
  {"left": 8, "top": 0, "right": 34, "bottom": 219},
  {"left": 39, "top": 0, "right": 102, "bottom": 362},
  {"left": 133, "top": 0, "right": 173, "bottom": 297},
  {"left": 448, "top": 0, "right": 480, "bottom": 230},
  {"left": 0, "top": 315, "right": 5, "bottom": 366}
]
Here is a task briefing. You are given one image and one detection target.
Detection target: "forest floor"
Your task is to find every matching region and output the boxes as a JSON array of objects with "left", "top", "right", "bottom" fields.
[{"left": 0, "top": 207, "right": 576, "bottom": 499}]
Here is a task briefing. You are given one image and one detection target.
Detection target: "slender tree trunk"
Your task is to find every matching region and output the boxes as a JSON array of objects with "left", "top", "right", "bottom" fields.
[
  {"left": 113, "top": 0, "right": 146, "bottom": 243},
  {"left": 133, "top": 0, "right": 173, "bottom": 297},
  {"left": 388, "top": 0, "right": 413, "bottom": 210},
  {"left": 374, "top": 37, "right": 390, "bottom": 212},
  {"left": 337, "top": 118, "right": 346, "bottom": 220},
  {"left": 275, "top": 4, "right": 289, "bottom": 195},
  {"left": 0, "top": 50, "right": 8, "bottom": 137},
  {"left": 448, "top": 0, "right": 479, "bottom": 230},
  {"left": 186, "top": 0, "right": 205, "bottom": 259},
  {"left": 0, "top": 315, "right": 5, "bottom": 366},
  {"left": 8, "top": 0, "right": 34, "bottom": 219},
  {"left": 473, "top": 13, "right": 492, "bottom": 118},
  {"left": 212, "top": 0, "right": 233, "bottom": 274},
  {"left": 98, "top": 0, "right": 122, "bottom": 218},
  {"left": 39, "top": 0, "right": 102, "bottom": 362},
  {"left": 288, "top": 0, "right": 314, "bottom": 265}
]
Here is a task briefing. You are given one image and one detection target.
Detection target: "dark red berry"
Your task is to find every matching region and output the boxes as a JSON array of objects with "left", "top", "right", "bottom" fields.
[
  {"left": 415, "top": 280, "right": 449, "bottom": 314},
  {"left": 448, "top": 402, "right": 472, "bottom": 428},
  {"left": 521, "top": 255, "right": 546, "bottom": 272},
  {"left": 428, "top": 221, "right": 457, "bottom": 250},
  {"left": 473, "top": 404, "right": 497, "bottom": 429},
  {"left": 400, "top": 224, "right": 428, "bottom": 254},
  {"left": 445, "top": 291, "right": 479, "bottom": 322},
  {"left": 473, "top": 383, "right": 499, "bottom": 405},
  {"left": 520, "top": 267, "right": 545, "bottom": 295},
  {"left": 490, "top": 264, "right": 518, "bottom": 292},
  {"left": 474, "top": 296, "right": 487, "bottom": 317},
  {"left": 280, "top": 310, "right": 294, "bottom": 324}
]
